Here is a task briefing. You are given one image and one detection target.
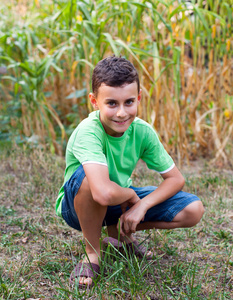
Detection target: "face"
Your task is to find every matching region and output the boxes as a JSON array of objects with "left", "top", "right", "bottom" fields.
[{"left": 89, "top": 82, "right": 141, "bottom": 137}]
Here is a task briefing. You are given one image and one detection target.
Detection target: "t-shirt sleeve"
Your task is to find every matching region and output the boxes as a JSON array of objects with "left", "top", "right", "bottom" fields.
[
  {"left": 71, "top": 126, "right": 107, "bottom": 166},
  {"left": 141, "top": 126, "right": 174, "bottom": 173}
]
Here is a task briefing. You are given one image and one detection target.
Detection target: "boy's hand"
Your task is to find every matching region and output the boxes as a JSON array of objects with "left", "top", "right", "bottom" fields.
[
  {"left": 120, "top": 192, "right": 140, "bottom": 214},
  {"left": 118, "top": 200, "right": 147, "bottom": 236}
]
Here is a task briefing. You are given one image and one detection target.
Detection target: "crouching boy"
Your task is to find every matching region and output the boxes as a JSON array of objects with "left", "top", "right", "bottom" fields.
[{"left": 56, "top": 56, "right": 204, "bottom": 287}]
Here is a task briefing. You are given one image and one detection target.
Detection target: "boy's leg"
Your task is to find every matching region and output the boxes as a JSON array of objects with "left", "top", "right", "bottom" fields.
[
  {"left": 107, "top": 225, "right": 134, "bottom": 242},
  {"left": 106, "top": 187, "right": 204, "bottom": 237},
  {"left": 106, "top": 224, "right": 154, "bottom": 258},
  {"left": 106, "top": 200, "right": 203, "bottom": 260},
  {"left": 136, "top": 200, "right": 204, "bottom": 231},
  {"left": 73, "top": 176, "right": 107, "bottom": 285},
  {"left": 105, "top": 200, "right": 203, "bottom": 259}
]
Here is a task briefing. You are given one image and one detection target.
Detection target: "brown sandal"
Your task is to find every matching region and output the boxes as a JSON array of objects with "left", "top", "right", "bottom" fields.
[
  {"left": 69, "top": 262, "right": 100, "bottom": 288},
  {"left": 125, "top": 240, "right": 153, "bottom": 260},
  {"left": 102, "top": 237, "right": 153, "bottom": 260},
  {"left": 102, "top": 237, "right": 123, "bottom": 249}
]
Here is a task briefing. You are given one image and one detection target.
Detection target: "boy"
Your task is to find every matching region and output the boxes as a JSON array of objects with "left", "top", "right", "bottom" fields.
[{"left": 56, "top": 56, "right": 204, "bottom": 287}]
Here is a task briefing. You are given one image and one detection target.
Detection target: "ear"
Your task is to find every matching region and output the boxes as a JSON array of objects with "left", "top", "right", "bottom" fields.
[
  {"left": 137, "top": 89, "right": 142, "bottom": 105},
  {"left": 89, "top": 93, "right": 99, "bottom": 109}
]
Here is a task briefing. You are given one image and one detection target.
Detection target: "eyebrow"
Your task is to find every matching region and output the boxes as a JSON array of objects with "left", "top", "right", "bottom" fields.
[{"left": 105, "top": 97, "right": 136, "bottom": 101}]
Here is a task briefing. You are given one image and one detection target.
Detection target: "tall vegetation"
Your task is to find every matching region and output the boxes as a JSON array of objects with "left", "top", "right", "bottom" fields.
[{"left": 0, "top": 0, "right": 232, "bottom": 164}]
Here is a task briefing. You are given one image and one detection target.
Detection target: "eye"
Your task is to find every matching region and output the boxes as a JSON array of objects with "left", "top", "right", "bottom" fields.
[
  {"left": 107, "top": 101, "right": 116, "bottom": 107},
  {"left": 126, "top": 99, "right": 134, "bottom": 105}
]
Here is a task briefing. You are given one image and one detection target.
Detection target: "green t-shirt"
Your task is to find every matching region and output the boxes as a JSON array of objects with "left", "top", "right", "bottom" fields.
[{"left": 55, "top": 111, "right": 174, "bottom": 216}]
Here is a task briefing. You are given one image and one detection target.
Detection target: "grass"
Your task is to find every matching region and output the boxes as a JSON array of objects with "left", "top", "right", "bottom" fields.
[{"left": 0, "top": 146, "right": 232, "bottom": 299}]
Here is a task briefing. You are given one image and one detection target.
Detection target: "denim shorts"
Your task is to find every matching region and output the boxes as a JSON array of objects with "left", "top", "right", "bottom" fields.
[{"left": 61, "top": 165, "right": 200, "bottom": 231}]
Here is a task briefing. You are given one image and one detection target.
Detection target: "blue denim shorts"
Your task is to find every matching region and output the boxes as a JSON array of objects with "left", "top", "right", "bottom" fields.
[{"left": 61, "top": 165, "right": 200, "bottom": 231}]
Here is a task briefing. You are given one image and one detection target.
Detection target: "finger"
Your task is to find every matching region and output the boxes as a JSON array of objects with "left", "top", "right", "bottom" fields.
[
  {"left": 130, "top": 222, "right": 137, "bottom": 233},
  {"left": 118, "top": 217, "right": 125, "bottom": 236},
  {"left": 123, "top": 220, "right": 130, "bottom": 234}
]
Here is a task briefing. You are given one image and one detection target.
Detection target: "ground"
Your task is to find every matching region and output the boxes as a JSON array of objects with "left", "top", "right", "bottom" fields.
[{"left": 0, "top": 147, "right": 232, "bottom": 299}]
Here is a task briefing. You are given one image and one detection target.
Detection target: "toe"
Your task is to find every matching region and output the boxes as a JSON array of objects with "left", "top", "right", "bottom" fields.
[{"left": 79, "top": 276, "right": 92, "bottom": 286}]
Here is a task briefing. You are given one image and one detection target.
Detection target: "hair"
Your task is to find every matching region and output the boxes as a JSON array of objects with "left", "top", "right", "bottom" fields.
[{"left": 92, "top": 56, "right": 140, "bottom": 96}]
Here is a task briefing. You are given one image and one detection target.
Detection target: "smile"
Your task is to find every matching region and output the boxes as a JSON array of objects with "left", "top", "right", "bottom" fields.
[{"left": 113, "top": 119, "right": 129, "bottom": 124}]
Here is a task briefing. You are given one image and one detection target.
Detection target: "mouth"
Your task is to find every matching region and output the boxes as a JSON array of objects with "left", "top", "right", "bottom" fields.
[{"left": 113, "top": 118, "right": 130, "bottom": 125}]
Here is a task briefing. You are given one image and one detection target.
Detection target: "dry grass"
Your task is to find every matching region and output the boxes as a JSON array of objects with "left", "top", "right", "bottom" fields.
[{"left": 0, "top": 147, "right": 232, "bottom": 299}]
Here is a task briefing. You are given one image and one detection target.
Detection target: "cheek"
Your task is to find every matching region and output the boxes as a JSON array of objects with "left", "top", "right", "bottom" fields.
[
  {"left": 130, "top": 106, "right": 138, "bottom": 115},
  {"left": 105, "top": 109, "right": 115, "bottom": 118}
]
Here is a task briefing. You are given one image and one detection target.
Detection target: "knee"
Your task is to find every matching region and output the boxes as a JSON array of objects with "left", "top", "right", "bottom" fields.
[
  {"left": 74, "top": 177, "right": 92, "bottom": 207},
  {"left": 80, "top": 176, "right": 91, "bottom": 192},
  {"left": 182, "top": 200, "right": 205, "bottom": 227}
]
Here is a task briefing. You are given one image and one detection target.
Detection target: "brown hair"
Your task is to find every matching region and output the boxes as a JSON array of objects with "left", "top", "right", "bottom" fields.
[{"left": 92, "top": 56, "right": 140, "bottom": 96}]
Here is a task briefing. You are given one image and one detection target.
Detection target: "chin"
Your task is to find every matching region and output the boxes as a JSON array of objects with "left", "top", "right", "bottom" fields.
[{"left": 111, "top": 129, "right": 125, "bottom": 137}]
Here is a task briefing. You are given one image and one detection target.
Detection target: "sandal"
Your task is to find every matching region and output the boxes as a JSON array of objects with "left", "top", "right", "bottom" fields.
[
  {"left": 69, "top": 261, "right": 100, "bottom": 288},
  {"left": 125, "top": 240, "right": 153, "bottom": 260},
  {"left": 102, "top": 237, "right": 122, "bottom": 249},
  {"left": 102, "top": 237, "right": 153, "bottom": 260}
]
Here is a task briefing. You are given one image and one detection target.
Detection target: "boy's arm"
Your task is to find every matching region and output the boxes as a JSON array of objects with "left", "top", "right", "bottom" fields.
[
  {"left": 83, "top": 163, "right": 140, "bottom": 207},
  {"left": 119, "top": 165, "right": 185, "bottom": 235}
]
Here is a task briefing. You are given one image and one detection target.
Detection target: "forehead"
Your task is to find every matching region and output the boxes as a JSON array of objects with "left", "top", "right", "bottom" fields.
[{"left": 97, "top": 82, "right": 138, "bottom": 99}]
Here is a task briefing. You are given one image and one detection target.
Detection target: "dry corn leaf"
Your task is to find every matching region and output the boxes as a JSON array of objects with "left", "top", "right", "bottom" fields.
[{"left": 21, "top": 237, "right": 28, "bottom": 244}]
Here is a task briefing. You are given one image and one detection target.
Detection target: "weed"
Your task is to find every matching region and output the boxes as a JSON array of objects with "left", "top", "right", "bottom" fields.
[
  {"left": 0, "top": 0, "right": 233, "bottom": 164},
  {"left": 1, "top": 147, "right": 233, "bottom": 299}
]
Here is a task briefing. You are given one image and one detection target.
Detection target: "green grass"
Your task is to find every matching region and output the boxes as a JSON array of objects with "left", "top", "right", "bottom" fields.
[{"left": 0, "top": 147, "right": 233, "bottom": 299}]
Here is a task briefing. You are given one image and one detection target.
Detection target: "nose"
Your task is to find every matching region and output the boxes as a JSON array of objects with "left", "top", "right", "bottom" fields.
[{"left": 116, "top": 106, "right": 127, "bottom": 118}]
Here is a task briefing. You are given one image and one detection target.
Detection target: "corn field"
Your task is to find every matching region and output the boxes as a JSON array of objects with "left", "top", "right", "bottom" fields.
[{"left": 0, "top": 0, "right": 232, "bottom": 166}]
